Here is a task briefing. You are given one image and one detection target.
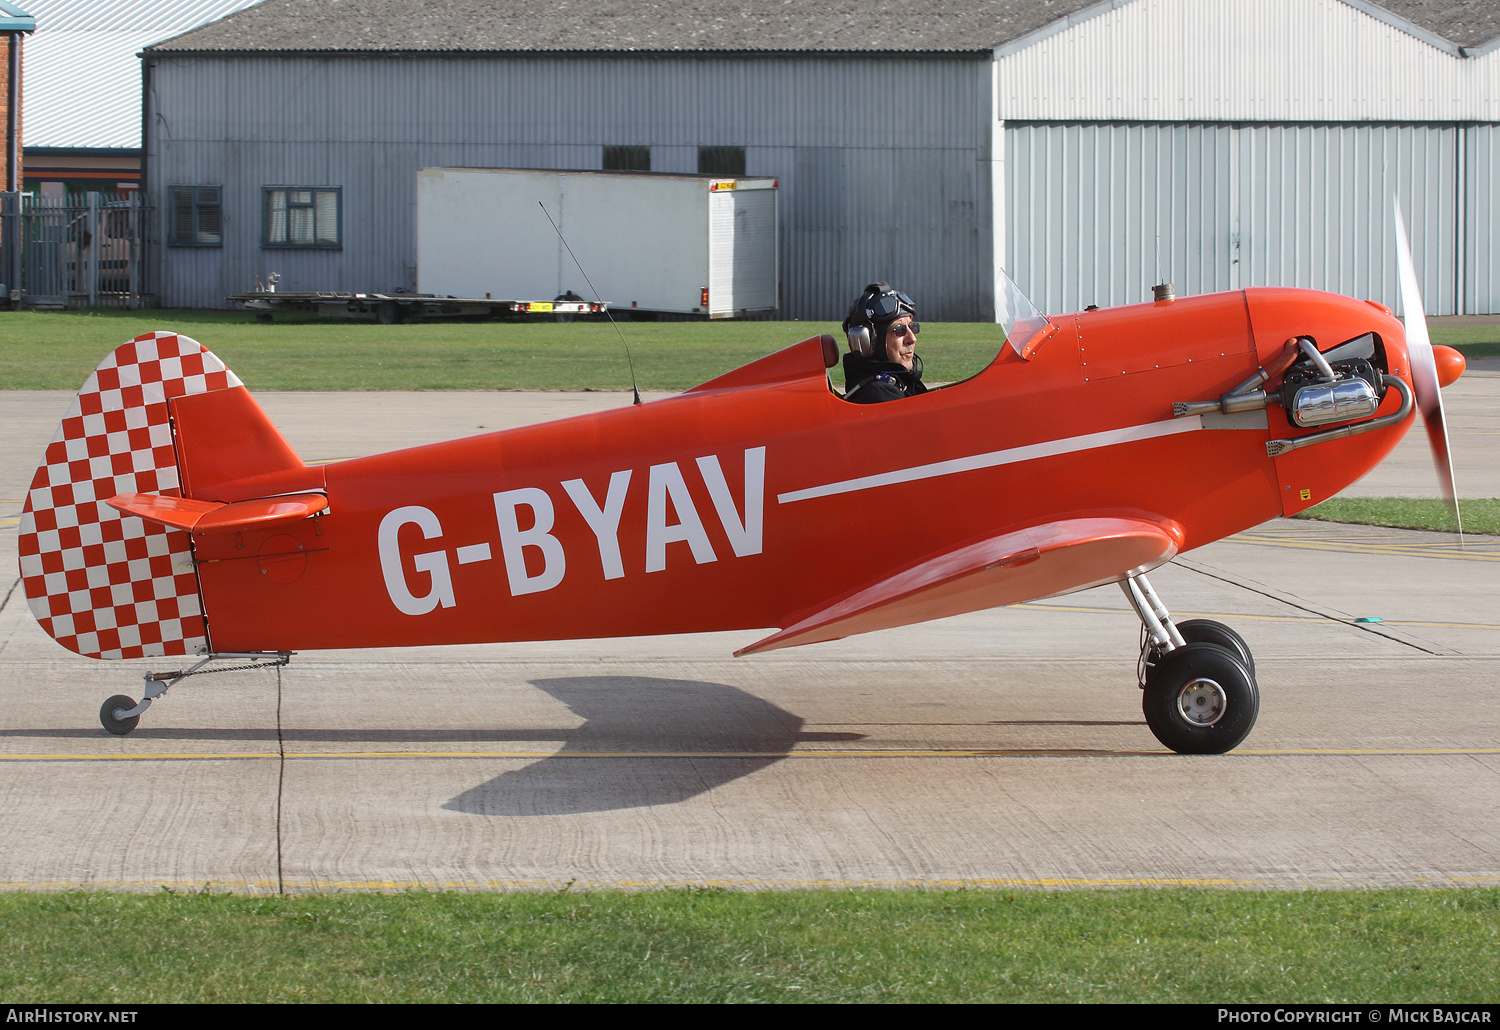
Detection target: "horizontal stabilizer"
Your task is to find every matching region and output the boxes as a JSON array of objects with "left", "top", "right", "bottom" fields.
[
  {"left": 737, "top": 514, "right": 1184, "bottom": 656},
  {"left": 108, "top": 492, "right": 327, "bottom": 532}
]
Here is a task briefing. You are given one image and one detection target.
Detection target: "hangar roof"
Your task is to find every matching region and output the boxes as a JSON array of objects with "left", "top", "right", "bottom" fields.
[
  {"left": 1378, "top": 0, "right": 1500, "bottom": 50},
  {"left": 0, "top": 2, "right": 36, "bottom": 33},
  {"left": 147, "top": 0, "right": 1500, "bottom": 54},
  {"left": 20, "top": 0, "right": 263, "bottom": 148}
]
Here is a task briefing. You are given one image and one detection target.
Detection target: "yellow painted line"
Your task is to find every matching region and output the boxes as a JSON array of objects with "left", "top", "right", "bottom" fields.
[
  {"left": 1228, "top": 533, "right": 1500, "bottom": 561},
  {"left": 1288, "top": 530, "right": 1490, "bottom": 538},
  {"left": 1014, "top": 603, "right": 1500, "bottom": 632},
  {"left": 0, "top": 751, "right": 282, "bottom": 761},
  {"left": 3, "top": 875, "right": 1498, "bottom": 892},
  {"left": 1238, "top": 748, "right": 1500, "bottom": 755},
  {"left": 0, "top": 517, "right": 17, "bottom": 528},
  {"left": 1230, "top": 539, "right": 1488, "bottom": 554},
  {"left": 1351, "top": 619, "right": 1500, "bottom": 631},
  {"left": 1235, "top": 537, "right": 1497, "bottom": 556},
  {"left": 1015, "top": 602, "right": 1171, "bottom": 615},
  {"left": 0, "top": 749, "right": 1117, "bottom": 761},
  {"left": 4, "top": 747, "right": 1498, "bottom": 762}
]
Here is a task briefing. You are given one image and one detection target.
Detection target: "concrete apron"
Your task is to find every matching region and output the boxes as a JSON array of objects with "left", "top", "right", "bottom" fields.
[{"left": 0, "top": 387, "right": 1496, "bottom": 891}]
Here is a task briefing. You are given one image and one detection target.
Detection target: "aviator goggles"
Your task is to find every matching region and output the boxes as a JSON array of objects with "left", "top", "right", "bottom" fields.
[{"left": 864, "top": 289, "right": 915, "bottom": 322}]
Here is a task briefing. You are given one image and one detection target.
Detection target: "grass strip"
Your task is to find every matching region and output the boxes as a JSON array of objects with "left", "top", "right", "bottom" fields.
[
  {"left": 2, "top": 307, "right": 1490, "bottom": 392},
  {"left": 1423, "top": 328, "right": 1500, "bottom": 355},
  {"left": 1297, "top": 497, "right": 1500, "bottom": 536},
  {"left": 0, "top": 309, "right": 1007, "bottom": 392},
  {"left": 0, "top": 888, "right": 1495, "bottom": 1003}
]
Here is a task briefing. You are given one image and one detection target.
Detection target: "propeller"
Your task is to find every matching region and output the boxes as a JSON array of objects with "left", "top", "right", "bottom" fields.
[{"left": 1392, "top": 198, "right": 1464, "bottom": 542}]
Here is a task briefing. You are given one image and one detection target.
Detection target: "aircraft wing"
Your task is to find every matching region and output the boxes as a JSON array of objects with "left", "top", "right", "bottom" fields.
[{"left": 736, "top": 514, "right": 1184, "bottom": 655}]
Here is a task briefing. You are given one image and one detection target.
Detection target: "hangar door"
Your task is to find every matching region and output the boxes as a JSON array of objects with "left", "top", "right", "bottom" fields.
[
  {"left": 1005, "top": 122, "right": 1494, "bottom": 317},
  {"left": 1467, "top": 124, "right": 1500, "bottom": 315}
]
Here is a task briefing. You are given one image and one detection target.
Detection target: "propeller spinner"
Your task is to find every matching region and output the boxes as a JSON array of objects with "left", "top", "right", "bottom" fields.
[{"left": 1392, "top": 199, "right": 1466, "bottom": 539}]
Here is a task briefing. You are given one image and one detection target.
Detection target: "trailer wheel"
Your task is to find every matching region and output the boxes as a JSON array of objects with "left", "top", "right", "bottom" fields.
[
  {"left": 375, "top": 301, "right": 403, "bottom": 325},
  {"left": 255, "top": 312, "right": 273, "bottom": 324}
]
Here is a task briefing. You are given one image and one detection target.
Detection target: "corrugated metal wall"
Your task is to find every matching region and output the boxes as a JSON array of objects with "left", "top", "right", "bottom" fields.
[
  {"left": 996, "top": 0, "right": 1500, "bottom": 123},
  {"left": 147, "top": 53, "right": 992, "bottom": 320},
  {"left": 1006, "top": 121, "right": 1493, "bottom": 317}
]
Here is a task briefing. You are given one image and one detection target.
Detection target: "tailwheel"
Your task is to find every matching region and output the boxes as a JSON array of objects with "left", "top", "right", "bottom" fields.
[
  {"left": 96, "top": 653, "right": 292, "bottom": 736},
  {"left": 100, "top": 694, "right": 141, "bottom": 736},
  {"left": 1142, "top": 643, "right": 1258, "bottom": 754}
]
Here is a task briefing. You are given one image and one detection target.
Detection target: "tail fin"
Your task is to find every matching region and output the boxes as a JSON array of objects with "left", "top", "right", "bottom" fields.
[{"left": 17, "top": 330, "right": 301, "bottom": 660}]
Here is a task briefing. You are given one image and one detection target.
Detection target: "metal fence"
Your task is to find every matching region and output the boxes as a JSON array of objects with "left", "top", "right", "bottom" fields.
[{"left": 0, "top": 191, "right": 153, "bottom": 309}]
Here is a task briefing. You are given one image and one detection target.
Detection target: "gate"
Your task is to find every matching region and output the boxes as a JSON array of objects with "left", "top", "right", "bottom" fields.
[{"left": 0, "top": 190, "right": 153, "bottom": 308}]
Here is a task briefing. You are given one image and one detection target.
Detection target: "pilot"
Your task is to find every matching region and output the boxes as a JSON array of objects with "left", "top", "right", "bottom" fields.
[{"left": 841, "top": 283, "right": 928, "bottom": 404}]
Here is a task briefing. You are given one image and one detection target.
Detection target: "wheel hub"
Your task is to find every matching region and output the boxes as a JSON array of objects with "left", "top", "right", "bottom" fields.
[{"left": 1177, "top": 677, "right": 1227, "bottom": 727}]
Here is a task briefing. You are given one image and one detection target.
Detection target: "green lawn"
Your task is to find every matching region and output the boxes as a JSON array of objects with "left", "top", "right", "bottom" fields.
[
  {"left": 1, "top": 888, "right": 1495, "bottom": 1003},
  {"left": 0, "top": 308, "right": 1008, "bottom": 392},
  {"left": 1, "top": 306, "right": 1490, "bottom": 392},
  {"left": 1298, "top": 497, "right": 1500, "bottom": 535},
  {"left": 1423, "top": 327, "right": 1500, "bottom": 355}
]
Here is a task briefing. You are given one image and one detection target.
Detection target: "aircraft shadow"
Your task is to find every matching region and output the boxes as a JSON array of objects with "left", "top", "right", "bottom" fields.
[{"left": 443, "top": 675, "right": 825, "bottom": 816}]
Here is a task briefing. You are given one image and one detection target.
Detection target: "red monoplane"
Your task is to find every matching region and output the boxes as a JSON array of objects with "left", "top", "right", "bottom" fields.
[{"left": 19, "top": 219, "right": 1466, "bottom": 753}]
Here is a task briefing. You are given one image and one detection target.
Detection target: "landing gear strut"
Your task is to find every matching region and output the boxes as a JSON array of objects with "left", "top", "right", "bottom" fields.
[
  {"left": 1120, "top": 574, "right": 1258, "bottom": 754},
  {"left": 99, "top": 652, "right": 291, "bottom": 736}
]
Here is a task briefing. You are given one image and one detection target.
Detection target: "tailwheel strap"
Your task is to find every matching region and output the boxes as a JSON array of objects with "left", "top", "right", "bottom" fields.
[{"left": 147, "top": 651, "right": 291, "bottom": 685}]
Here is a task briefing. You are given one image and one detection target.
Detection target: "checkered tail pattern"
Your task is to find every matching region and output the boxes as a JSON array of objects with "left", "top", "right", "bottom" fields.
[{"left": 17, "top": 332, "right": 244, "bottom": 660}]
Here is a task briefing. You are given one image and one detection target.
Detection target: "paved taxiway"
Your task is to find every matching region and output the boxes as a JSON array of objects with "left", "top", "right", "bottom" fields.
[{"left": 0, "top": 374, "right": 1496, "bottom": 891}]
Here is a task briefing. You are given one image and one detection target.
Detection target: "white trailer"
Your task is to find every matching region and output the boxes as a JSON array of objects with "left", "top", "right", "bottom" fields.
[{"left": 417, "top": 168, "right": 779, "bottom": 318}]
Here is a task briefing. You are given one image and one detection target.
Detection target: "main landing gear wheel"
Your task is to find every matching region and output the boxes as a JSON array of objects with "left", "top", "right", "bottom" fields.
[
  {"left": 100, "top": 694, "right": 140, "bottom": 736},
  {"left": 1142, "top": 643, "right": 1259, "bottom": 755},
  {"left": 1173, "top": 618, "right": 1255, "bottom": 676}
]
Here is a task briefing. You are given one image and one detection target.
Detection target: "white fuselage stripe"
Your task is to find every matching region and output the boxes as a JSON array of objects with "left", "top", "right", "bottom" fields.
[{"left": 776, "top": 416, "right": 1205, "bottom": 504}]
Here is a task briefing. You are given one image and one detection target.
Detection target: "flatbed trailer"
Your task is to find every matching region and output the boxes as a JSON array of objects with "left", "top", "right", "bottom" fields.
[{"left": 227, "top": 290, "right": 608, "bottom": 324}]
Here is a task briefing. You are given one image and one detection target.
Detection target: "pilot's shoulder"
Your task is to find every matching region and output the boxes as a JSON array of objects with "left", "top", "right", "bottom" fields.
[{"left": 847, "top": 373, "right": 904, "bottom": 404}]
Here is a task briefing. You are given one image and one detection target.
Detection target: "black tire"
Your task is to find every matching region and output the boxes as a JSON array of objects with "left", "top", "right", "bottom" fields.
[
  {"left": 1142, "top": 643, "right": 1258, "bottom": 754},
  {"left": 375, "top": 301, "right": 403, "bottom": 325},
  {"left": 100, "top": 694, "right": 140, "bottom": 736},
  {"left": 255, "top": 312, "right": 273, "bottom": 324},
  {"left": 1174, "top": 619, "right": 1255, "bottom": 676}
]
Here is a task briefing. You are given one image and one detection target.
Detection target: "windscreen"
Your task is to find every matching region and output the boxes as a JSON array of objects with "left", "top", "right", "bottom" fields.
[{"left": 996, "top": 269, "right": 1052, "bottom": 359}]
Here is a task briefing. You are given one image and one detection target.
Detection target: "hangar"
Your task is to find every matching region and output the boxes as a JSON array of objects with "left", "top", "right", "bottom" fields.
[{"left": 143, "top": 0, "right": 1500, "bottom": 319}]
